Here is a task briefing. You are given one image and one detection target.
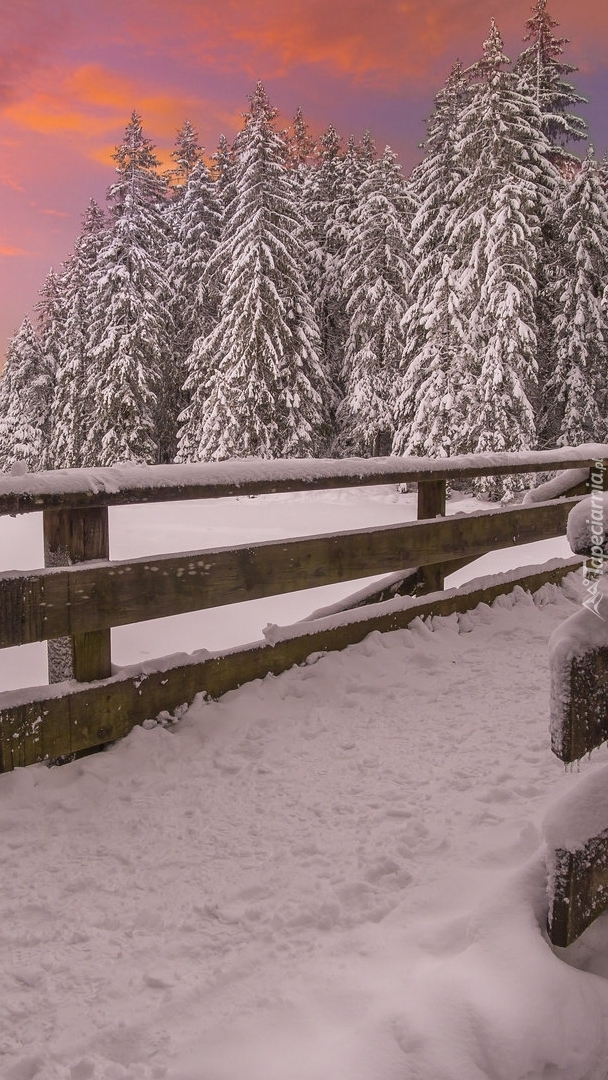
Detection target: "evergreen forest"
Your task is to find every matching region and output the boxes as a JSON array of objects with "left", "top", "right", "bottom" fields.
[{"left": 1, "top": 1, "right": 607, "bottom": 500}]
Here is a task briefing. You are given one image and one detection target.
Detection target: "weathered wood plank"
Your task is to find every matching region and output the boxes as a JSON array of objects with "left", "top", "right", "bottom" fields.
[
  {"left": 43, "top": 507, "right": 112, "bottom": 682},
  {"left": 417, "top": 479, "right": 447, "bottom": 593},
  {"left": 1, "top": 497, "right": 581, "bottom": 647},
  {"left": 551, "top": 646, "right": 608, "bottom": 763},
  {"left": 0, "top": 558, "right": 582, "bottom": 772},
  {"left": 0, "top": 453, "right": 604, "bottom": 517},
  {"left": 548, "top": 832, "right": 608, "bottom": 947}
]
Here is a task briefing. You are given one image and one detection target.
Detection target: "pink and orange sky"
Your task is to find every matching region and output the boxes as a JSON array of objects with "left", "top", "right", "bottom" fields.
[{"left": 1, "top": 0, "right": 606, "bottom": 364}]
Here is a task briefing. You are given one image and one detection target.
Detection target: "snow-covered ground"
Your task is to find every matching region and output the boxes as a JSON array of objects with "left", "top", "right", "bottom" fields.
[{"left": 2, "top": 485, "right": 607, "bottom": 1080}]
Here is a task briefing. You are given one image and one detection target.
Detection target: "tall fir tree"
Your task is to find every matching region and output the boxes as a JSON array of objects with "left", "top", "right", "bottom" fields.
[
  {"left": 83, "top": 112, "right": 173, "bottom": 465},
  {"left": 167, "top": 159, "right": 222, "bottom": 436},
  {"left": 169, "top": 120, "right": 204, "bottom": 191},
  {"left": 287, "top": 105, "right": 316, "bottom": 173},
  {"left": 302, "top": 124, "right": 348, "bottom": 388},
  {"left": 338, "top": 147, "right": 412, "bottom": 456},
  {"left": 445, "top": 21, "right": 557, "bottom": 489},
  {"left": 176, "top": 83, "right": 334, "bottom": 462},
  {"left": 545, "top": 150, "right": 608, "bottom": 446},
  {"left": 471, "top": 176, "right": 539, "bottom": 497},
  {"left": 36, "top": 267, "right": 65, "bottom": 436},
  {"left": 0, "top": 317, "right": 52, "bottom": 472},
  {"left": 211, "top": 133, "right": 236, "bottom": 205},
  {"left": 514, "top": 0, "right": 587, "bottom": 160},
  {"left": 393, "top": 61, "right": 471, "bottom": 457},
  {"left": 49, "top": 199, "right": 106, "bottom": 468}
]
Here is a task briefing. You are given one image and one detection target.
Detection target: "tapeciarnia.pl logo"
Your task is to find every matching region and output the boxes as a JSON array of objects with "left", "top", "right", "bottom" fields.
[{"left": 582, "top": 461, "right": 607, "bottom": 620}]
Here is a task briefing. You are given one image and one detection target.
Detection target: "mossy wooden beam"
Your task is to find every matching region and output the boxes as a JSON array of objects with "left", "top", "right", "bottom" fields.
[
  {"left": 42, "top": 507, "right": 112, "bottom": 683},
  {"left": 548, "top": 832, "right": 608, "bottom": 947},
  {"left": 417, "top": 478, "right": 447, "bottom": 593},
  {"left": 1, "top": 498, "right": 580, "bottom": 648},
  {"left": 0, "top": 558, "right": 581, "bottom": 772},
  {"left": 552, "top": 646, "right": 608, "bottom": 763}
]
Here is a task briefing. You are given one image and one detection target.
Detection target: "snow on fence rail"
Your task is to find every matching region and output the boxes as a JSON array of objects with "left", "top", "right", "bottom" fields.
[{"left": 0, "top": 447, "right": 606, "bottom": 773}]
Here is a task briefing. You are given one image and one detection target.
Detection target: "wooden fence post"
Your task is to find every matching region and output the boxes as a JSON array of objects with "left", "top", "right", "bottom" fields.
[
  {"left": 546, "top": 484, "right": 608, "bottom": 946},
  {"left": 417, "top": 479, "right": 447, "bottom": 593},
  {"left": 43, "top": 506, "right": 112, "bottom": 683}
]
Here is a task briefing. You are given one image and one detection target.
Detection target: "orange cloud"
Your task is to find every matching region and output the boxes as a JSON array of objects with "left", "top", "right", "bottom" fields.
[
  {"left": 0, "top": 170, "right": 25, "bottom": 193},
  {"left": 0, "top": 4, "right": 71, "bottom": 106},
  {"left": 0, "top": 244, "right": 28, "bottom": 257},
  {"left": 113, "top": 0, "right": 608, "bottom": 91},
  {"left": 3, "top": 62, "right": 206, "bottom": 166},
  {"left": 2, "top": 0, "right": 606, "bottom": 107},
  {"left": 2, "top": 0, "right": 603, "bottom": 175},
  {"left": 38, "top": 207, "right": 70, "bottom": 218}
]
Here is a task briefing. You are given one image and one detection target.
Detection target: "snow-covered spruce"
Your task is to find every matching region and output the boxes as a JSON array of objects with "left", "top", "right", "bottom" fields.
[
  {"left": 176, "top": 83, "right": 335, "bottom": 462},
  {"left": 301, "top": 123, "right": 349, "bottom": 391},
  {"left": 167, "top": 152, "right": 221, "bottom": 444},
  {"left": 337, "top": 146, "right": 413, "bottom": 456},
  {"left": 514, "top": 0, "right": 588, "bottom": 163},
  {"left": 49, "top": 199, "right": 107, "bottom": 469},
  {"left": 446, "top": 20, "right": 558, "bottom": 495},
  {"left": 0, "top": 316, "right": 52, "bottom": 473},
  {"left": 84, "top": 112, "right": 173, "bottom": 466},
  {"left": 545, "top": 148, "right": 608, "bottom": 448},
  {"left": 393, "top": 61, "right": 471, "bottom": 459}
]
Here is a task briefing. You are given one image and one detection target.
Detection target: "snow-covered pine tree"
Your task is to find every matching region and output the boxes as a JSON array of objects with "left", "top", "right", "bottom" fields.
[
  {"left": 35, "top": 267, "right": 65, "bottom": 441},
  {"left": 302, "top": 124, "right": 348, "bottom": 389},
  {"left": 211, "top": 133, "right": 237, "bottom": 206},
  {"left": 167, "top": 159, "right": 222, "bottom": 435},
  {"left": 599, "top": 150, "right": 608, "bottom": 196},
  {"left": 545, "top": 149, "right": 608, "bottom": 446},
  {"left": 514, "top": 0, "right": 587, "bottom": 161},
  {"left": 533, "top": 174, "right": 566, "bottom": 446},
  {"left": 393, "top": 60, "right": 471, "bottom": 458},
  {"left": 446, "top": 21, "right": 557, "bottom": 490},
  {"left": 169, "top": 120, "right": 204, "bottom": 191},
  {"left": 395, "top": 257, "right": 475, "bottom": 461},
  {"left": 515, "top": 0, "right": 588, "bottom": 438},
  {"left": 0, "top": 317, "right": 52, "bottom": 472},
  {"left": 340, "top": 131, "right": 377, "bottom": 224},
  {"left": 337, "top": 146, "right": 412, "bottom": 456},
  {"left": 471, "top": 176, "right": 539, "bottom": 498},
  {"left": 49, "top": 199, "right": 106, "bottom": 468},
  {"left": 176, "top": 82, "right": 334, "bottom": 462},
  {"left": 287, "top": 105, "right": 316, "bottom": 174},
  {"left": 83, "top": 112, "right": 173, "bottom": 466}
]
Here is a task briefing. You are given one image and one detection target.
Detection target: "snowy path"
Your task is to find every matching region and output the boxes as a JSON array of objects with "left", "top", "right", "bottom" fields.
[{"left": 3, "top": 574, "right": 608, "bottom": 1080}]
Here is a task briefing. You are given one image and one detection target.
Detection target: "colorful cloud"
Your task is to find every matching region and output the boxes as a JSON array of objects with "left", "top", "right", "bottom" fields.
[
  {"left": 0, "top": 0, "right": 605, "bottom": 369},
  {"left": 0, "top": 243, "right": 29, "bottom": 257}
]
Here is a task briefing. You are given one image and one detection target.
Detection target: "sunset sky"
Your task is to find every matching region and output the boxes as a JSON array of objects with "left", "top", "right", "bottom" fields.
[{"left": 1, "top": 0, "right": 606, "bottom": 364}]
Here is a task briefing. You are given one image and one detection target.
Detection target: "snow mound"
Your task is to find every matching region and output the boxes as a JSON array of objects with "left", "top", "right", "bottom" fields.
[{"left": 3, "top": 576, "right": 608, "bottom": 1078}]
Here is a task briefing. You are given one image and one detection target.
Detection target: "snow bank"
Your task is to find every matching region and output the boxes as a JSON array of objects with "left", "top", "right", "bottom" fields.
[
  {"left": 544, "top": 762, "right": 608, "bottom": 853},
  {"left": 4, "top": 574, "right": 608, "bottom": 1079},
  {"left": 567, "top": 491, "right": 608, "bottom": 555}
]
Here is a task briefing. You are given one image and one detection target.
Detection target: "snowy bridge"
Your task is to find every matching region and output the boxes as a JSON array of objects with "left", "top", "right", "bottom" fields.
[{"left": 0, "top": 447, "right": 605, "bottom": 772}]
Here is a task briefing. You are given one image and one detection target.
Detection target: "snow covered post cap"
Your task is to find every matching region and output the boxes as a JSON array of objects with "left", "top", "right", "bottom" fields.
[
  {"left": 566, "top": 491, "right": 608, "bottom": 560},
  {"left": 549, "top": 493, "right": 608, "bottom": 764}
]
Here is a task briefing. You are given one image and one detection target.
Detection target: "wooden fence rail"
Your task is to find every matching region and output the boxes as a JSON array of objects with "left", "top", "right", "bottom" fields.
[{"left": 0, "top": 447, "right": 606, "bottom": 771}]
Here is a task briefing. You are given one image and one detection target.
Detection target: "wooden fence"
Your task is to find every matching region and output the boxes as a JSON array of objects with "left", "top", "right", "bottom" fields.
[{"left": 0, "top": 448, "right": 605, "bottom": 771}]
